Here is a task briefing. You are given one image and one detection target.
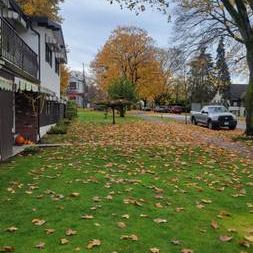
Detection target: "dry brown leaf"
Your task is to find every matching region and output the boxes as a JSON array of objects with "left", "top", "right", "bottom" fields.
[
  {"left": 0, "top": 246, "right": 15, "bottom": 252},
  {"left": 117, "top": 222, "right": 126, "bottom": 229},
  {"left": 65, "top": 228, "right": 77, "bottom": 236},
  {"left": 35, "top": 242, "right": 45, "bottom": 249},
  {"left": 239, "top": 240, "right": 251, "bottom": 248},
  {"left": 154, "top": 218, "right": 167, "bottom": 224},
  {"left": 87, "top": 239, "right": 101, "bottom": 249},
  {"left": 121, "top": 214, "right": 130, "bottom": 219},
  {"left": 32, "top": 219, "right": 46, "bottom": 226},
  {"left": 60, "top": 238, "right": 69, "bottom": 245},
  {"left": 120, "top": 234, "right": 138, "bottom": 241},
  {"left": 45, "top": 228, "right": 55, "bottom": 235},
  {"left": 150, "top": 248, "right": 160, "bottom": 253},
  {"left": 70, "top": 192, "right": 80, "bottom": 197},
  {"left": 5, "top": 227, "right": 18, "bottom": 233},
  {"left": 244, "top": 235, "right": 253, "bottom": 242},
  {"left": 211, "top": 220, "right": 219, "bottom": 230},
  {"left": 81, "top": 214, "right": 94, "bottom": 219}
]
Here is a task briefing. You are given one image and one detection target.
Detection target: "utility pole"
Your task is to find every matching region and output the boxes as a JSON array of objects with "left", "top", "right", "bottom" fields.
[{"left": 82, "top": 63, "right": 87, "bottom": 108}]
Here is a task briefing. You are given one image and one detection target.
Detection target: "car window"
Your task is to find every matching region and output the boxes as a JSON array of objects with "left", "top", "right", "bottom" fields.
[{"left": 208, "top": 106, "right": 228, "bottom": 113}]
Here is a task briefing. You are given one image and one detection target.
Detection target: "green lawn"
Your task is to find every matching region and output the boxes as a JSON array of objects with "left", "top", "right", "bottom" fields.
[{"left": 0, "top": 110, "right": 252, "bottom": 252}]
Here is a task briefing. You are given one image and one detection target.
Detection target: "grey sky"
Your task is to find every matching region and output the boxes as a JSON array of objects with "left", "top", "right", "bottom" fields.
[{"left": 60, "top": 0, "right": 171, "bottom": 72}]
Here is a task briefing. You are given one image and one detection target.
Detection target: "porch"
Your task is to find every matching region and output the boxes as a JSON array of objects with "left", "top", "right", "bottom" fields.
[{"left": 0, "top": 17, "right": 39, "bottom": 82}]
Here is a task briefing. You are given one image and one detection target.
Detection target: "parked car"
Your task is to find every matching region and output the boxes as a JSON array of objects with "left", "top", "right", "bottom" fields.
[
  {"left": 154, "top": 106, "right": 169, "bottom": 113},
  {"left": 191, "top": 105, "right": 237, "bottom": 130},
  {"left": 169, "top": 105, "right": 183, "bottom": 114},
  {"left": 142, "top": 107, "right": 152, "bottom": 111}
]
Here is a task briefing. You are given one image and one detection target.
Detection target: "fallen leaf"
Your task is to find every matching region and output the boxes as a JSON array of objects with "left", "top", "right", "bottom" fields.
[
  {"left": 65, "top": 228, "right": 77, "bottom": 236},
  {"left": 70, "top": 192, "right": 80, "bottom": 197},
  {"left": 121, "top": 214, "right": 130, "bottom": 219},
  {"left": 244, "top": 235, "right": 253, "bottom": 242},
  {"left": 171, "top": 239, "right": 181, "bottom": 245},
  {"left": 211, "top": 220, "right": 219, "bottom": 230},
  {"left": 120, "top": 234, "right": 138, "bottom": 241},
  {"left": 201, "top": 199, "right": 212, "bottom": 204},
  {"left": 239, "top": 240, "right": 251, "bottom": 248},
  {"left": 5, "top": 227, "right": 18, "bottom": 233},
  {"left": 150, "top": 248, "right": 160, "bottom": 253},
  {"left": 32, "top": 219, "right": 46, "bottom": 226},
  {"left": 0, "top": 246, "right": 15, "bottom": 252},
  {"left": 81, "top": 214, "right": 94, "bottom": 219},
  {"left": 181, "top": 249, "right": 194, "bottom": 253},
  {"left": 45, "top": 228, "right": 55, "bottom": 235},
  {"left": 219, "top": 235, "right": 233, "bottom": 242},
  {"left": 87, "top": 239, "right": 101, "bottom": 249},
  {"left": 35, "top": 242, "right": 45, "bottom": 249},
  {"left": 117, "top": 222, "right": 126, "bottom": 229},
  {"left": 60, "top": 238, "right": 69, "bottom": 245},
  {"left": 154, "top": 218, "right": 167, "bottom": 224}
]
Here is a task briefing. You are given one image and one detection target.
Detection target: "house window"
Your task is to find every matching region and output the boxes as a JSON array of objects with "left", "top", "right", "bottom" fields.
[
  {"left": 46, "top": 101, "right": 51, "bottom": 115},
  {"left": 69, "top": 82, "right": 77, "bottom": 91},
  {"left": 46, "top": 44, "right": 52, "bottom": 66},
  {"left": 55, "top": 58, "right": 60, "bottom": 75}
]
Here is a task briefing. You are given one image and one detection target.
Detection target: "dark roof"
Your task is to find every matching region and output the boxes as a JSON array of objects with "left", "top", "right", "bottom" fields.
[
  {"left": 230, "top": 84, "right": 248, "bottom": 100},
  {"left": 31, "top": 16, "right": 61, "bottom": 31},
  {"left": 31, "top": 16, "right": 67, "bottom": 63},
  {"left": 9, "top": 0, "right": 28, "bottom": 22}
]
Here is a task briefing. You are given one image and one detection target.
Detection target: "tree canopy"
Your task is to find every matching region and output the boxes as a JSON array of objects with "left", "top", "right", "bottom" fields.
[
  {"left": 91, "top": 26, "right": 169, "bottom": 103},
  {"left": 17, "top": 0, "right": 64, "bottom": 22}
]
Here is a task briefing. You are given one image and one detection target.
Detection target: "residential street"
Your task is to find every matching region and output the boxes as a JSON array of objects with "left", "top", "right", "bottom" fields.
[{"left": 145, "top": 113, "right": 247, "bottom": 130}]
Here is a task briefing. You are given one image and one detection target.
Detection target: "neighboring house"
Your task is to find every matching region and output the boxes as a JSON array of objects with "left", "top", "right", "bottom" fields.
[
  {"left": 228, "top": 84, "right": 247, "bottom": 117},
  {"left": 211, "top": 84, "right": 248, "bottom": 116},
  {"left": 67, "top": 74, "right": 86, "bottom": 107},
  {"left": 0, "top": 0, "right": 67, "bottom": 161}
]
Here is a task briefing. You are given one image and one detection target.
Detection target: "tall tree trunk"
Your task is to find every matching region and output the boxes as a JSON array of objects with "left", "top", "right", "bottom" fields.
[{"left": 245, "top": 43, "right": 253, "bottom": 136}]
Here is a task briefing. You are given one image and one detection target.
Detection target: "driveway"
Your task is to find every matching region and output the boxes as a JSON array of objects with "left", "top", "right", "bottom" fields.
[{"left": 149, "top": 112, "right": 246, "bottom": 130}]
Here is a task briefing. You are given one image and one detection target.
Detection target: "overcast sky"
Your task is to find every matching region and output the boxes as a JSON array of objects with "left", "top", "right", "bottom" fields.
[{"left": 60, "top": 0, "right": 171, "bottom": 72}]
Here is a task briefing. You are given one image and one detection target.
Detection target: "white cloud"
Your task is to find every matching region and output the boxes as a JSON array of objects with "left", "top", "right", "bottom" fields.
[{"left": 60, "top": 0, "right": 171, "bottom": 71}]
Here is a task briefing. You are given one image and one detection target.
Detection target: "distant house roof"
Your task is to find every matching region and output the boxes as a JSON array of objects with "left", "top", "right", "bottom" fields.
[{"left": 230, "top": 84, "right": 248, "bottom": 101}]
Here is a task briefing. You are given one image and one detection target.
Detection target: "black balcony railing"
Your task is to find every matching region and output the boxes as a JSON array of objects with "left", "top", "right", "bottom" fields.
[{"left": 0, "top": 18, "right": 39, "bottom": 81}]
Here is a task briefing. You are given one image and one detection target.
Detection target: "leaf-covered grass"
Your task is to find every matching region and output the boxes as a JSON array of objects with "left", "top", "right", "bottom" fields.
[
  {"left": 77, "top": 109, "right": 140, "bottom": 124},
  {"left": 0, "top": 111, "right": 252, "bottom": 252}
]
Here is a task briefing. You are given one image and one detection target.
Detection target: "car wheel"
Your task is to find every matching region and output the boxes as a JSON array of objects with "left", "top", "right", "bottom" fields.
[
  {"left": 192, "top": 117, "right": 197, "bottom": 125},
  {"left": 208, "top": 120, "right": 213, "bottom": 130},
  {"left": 229, "top": 126, "right": 236, "bottom": 130}
]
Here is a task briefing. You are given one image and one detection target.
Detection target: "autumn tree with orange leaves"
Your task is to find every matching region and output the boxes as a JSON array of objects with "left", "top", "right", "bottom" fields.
[
  {"left": 17, "top": 0, "right": 64, "bottom": 22},
  {"left": 91, "top": 26, "right": 169, "bottom": 105}
]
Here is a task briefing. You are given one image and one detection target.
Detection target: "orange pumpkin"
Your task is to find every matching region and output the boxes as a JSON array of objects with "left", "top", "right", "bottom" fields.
[{"left": 15, "top": 135, "right": 25, "bottom": 145}]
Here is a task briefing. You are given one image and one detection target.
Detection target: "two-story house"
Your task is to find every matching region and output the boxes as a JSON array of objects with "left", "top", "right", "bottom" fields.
[
  {"left": 0, "top": 0, "right": 67, "bottom": 161},
  {"left": 67, "top": 73, "right": 86, "bottom": 107}
]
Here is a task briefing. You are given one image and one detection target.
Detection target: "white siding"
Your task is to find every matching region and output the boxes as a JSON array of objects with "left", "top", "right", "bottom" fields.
[
  {"left": 36, "top": 27, "right": 61, "bottom": 98},
  {"left": 16, "top": 27, "right": 39, "bottom": 55}
]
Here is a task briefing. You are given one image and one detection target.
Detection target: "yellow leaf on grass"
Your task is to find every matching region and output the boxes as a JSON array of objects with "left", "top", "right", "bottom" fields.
[
  {"left": 65, "top": 228, "right": 77, "bottom": 236},
  {"left": 5, "top": 227, "right": 18, "bottom": 233},
  {"left": 87, "top": 239, "right": 101, "bottom": 249}
]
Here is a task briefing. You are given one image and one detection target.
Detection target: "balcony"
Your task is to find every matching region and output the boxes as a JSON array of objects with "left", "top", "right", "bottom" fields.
[{"left": 0, "top": 18, "right": 39, "bottom": 82}]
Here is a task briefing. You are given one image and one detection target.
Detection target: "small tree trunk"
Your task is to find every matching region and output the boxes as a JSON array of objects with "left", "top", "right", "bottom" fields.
[
  {"left": 119, "top": 106, "right": 125, "bottom": 117},
  {"left": 112, "top": 107, "right": 116, "bottom": 124},
  {"left": 143, "top": 99, "right": 147, "bottom": 108},
  {"left": 245, "top": 43, "right": 253, "bottom": 136}
]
